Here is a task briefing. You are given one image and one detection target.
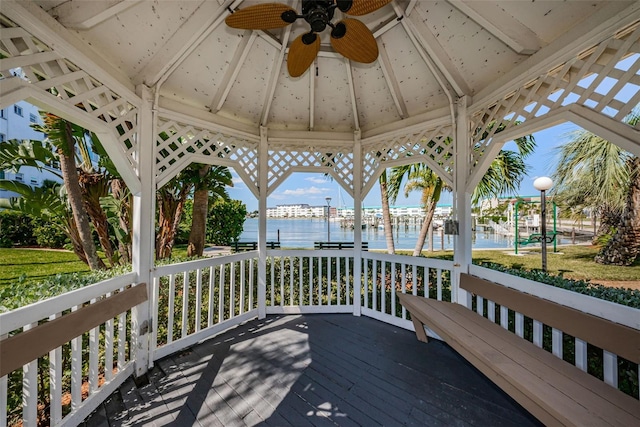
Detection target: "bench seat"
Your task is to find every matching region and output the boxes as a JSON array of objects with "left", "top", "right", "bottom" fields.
[{"left": 398, "top": 293, "right": 640, "bottom": 427}]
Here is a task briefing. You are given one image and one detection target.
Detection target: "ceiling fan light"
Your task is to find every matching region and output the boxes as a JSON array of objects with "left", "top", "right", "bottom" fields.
[
  {"left": 302, "top": 32, "right": 318, "bottom": 45},
  {"left": 331, "top": 22, "right": 347, "bottom": 39},
  {"left": 336, "top": 0, "right": 353, "bottom": 13},
  {"left": 281, "top": 10, "right": 298, "bottom": 23}
]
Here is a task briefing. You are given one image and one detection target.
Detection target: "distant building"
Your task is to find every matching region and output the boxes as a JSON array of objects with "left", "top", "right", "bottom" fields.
[
  {"left": 265, "top": 203, "right": 453, "bottom": 218},
  {"left": 266, "top": 204, "right": 331, "bottom": 218},
  {"left": 0, "top": 101, "right": 61, "bottom": 202}
]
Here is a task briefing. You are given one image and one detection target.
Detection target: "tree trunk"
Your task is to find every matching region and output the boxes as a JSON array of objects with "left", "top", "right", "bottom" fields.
[
  {"left": 595, "top": 157, "right": 640, "bottom": 266},
  {"left": 187, "top": 165, "right": 211, "bottom": 257},
  {"left": 156, "top": 188, "right": 190, "bottom": 259},
  {"left": 412, "top": 200, "right": 436, "bottom": 256},
  {"left": 58, "top": 121, "right": 104, "bottom": 270},
  {"left": 111, "top": 178, "right": 132, "bottom": 263},
  {"left": 79, "top": 171, "right": 114, "bottom": 265},
  {"left": 379, "top": 172, "right": 395, "bottom": 254}
]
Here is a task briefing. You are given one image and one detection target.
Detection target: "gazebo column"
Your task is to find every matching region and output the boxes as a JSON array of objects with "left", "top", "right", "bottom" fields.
[
  {"left": 131, "top": 85, "right": 156, "bottom": 375},
  {"left": 352, "top": 132, "right": 363, "bottom": 316},
  {"left": 257, "top": 127, "right": 268, "bottom": 319},
  {"left": 453, "top": 95, "right": 472, "bottom": 307}
]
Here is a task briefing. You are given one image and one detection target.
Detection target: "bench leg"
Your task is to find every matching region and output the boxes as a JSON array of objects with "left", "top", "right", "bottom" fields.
[{"left": 411, "top": 317, "right": 428, "bottom": 343}]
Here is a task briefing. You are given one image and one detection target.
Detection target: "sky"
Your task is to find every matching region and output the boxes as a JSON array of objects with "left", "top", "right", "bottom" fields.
[{"left": 227, "top": 121, "right": 580, "bottom": 212}]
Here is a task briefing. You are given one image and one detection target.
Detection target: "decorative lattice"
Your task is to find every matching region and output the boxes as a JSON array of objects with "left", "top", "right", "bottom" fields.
[
  {"left": 361, "top": 124, "right": 455, "bottom": 194},
  {"left": 0, "top": 16, "right": 139, "bottom": 175},
  {"left": 470, "top": 21, "right": 640, "bottom": 176},
  {"left": 155, "top": 117, "right": 259, "bottom": 192},
  {"left": 267, "top": 144, "right": 355, "bottom": 196}
]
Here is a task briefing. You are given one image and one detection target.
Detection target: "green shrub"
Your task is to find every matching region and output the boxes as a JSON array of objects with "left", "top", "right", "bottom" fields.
[
  {"left": 0, "top": 211, "right": 36, "bottom": 247},
  {"left": 206, "top": 199, "right": 247, "bottom": 245},
  {"left": 31, "top": 218, "right": 69, "bottom": 248}
]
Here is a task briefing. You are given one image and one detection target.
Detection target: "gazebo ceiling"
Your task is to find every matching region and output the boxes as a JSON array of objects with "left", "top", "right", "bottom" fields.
[{"left": 30, "top": 0, "right": 635, "bottom": 136}]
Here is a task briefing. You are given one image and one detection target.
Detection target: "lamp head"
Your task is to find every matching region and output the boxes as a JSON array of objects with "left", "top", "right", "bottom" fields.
[
  {"left": 533, "top": 176, "right": 553, "bottom": 192},
  {"left": 326, "top": 197, "right": 332, "bottom": 205}
]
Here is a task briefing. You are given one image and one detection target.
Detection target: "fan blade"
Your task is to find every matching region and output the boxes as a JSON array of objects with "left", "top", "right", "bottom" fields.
[
  {"left": 288, "top": 33, "right": 320, "bottom": 77},
  {"left": 330, "top": 19, "right": 378, "bottom": 63},
  {"left": 225, "top": 3, "right": 296, "bottom": 30},
  {"left": 336, "top": 0, "right": 391, "bottom": 16}
]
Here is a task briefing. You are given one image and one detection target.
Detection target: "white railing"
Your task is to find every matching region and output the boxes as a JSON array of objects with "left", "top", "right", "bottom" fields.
[
  {"left": 0, "top": 273, "right": 141, "bottom": 427},
  {"left": 362, "top": 252, "right": 454, "bottom": 330},
  {"left": 265, "top": 250, "right": 357, "bottom": 314},
  {"left": 468, "top": 265, "right": 640, "bottom": 399},
  {"left": 151, "top": 252, "right": 259, "bottom": 361}
]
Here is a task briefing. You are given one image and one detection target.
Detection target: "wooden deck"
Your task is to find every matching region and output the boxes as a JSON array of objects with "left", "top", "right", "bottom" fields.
[{"left": 84, "top": 314, "right": 541, "bottom": 426}]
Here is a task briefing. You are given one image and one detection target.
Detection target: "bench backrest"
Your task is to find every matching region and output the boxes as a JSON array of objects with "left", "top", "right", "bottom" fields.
[
  {"left": 461, "top": 273, "right": 640, "bottom": 363},
  {"left": 314, "top": 241, "right": 369, "bottom": 250}
]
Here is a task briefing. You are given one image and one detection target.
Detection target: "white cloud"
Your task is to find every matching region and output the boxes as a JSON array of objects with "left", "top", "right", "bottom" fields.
[
  {"left": 280, "top": 186, "right": 330, "bottom": 197},
  {"left": 232, "top": 177, "right": 244, "bottom": 184},
  {"left": 304, "top": 176, "right": 329, "bottom": 184}
]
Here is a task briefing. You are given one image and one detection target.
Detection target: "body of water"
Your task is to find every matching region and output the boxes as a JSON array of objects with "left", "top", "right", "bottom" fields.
[{"left": 238, "top": 218, "right": 584, "bottom": 250}]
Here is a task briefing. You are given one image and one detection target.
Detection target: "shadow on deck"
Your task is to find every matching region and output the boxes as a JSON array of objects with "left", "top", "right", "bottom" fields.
[{"left": 84, "top": 314, "right": 541, "bottom": 426}]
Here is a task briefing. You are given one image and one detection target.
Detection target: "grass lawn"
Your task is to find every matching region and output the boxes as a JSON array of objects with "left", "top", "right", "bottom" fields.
[{"left": 0, "top": 248, "right": 90, "bottom": 286}]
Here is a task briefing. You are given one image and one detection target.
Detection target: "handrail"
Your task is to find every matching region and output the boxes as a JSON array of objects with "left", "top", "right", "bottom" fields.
[
  {"left": 153, "top": 251, "right": 256, "bottom": 276},
  {"left": 0, "top": 272, "right": 137, "bottom": 335}
]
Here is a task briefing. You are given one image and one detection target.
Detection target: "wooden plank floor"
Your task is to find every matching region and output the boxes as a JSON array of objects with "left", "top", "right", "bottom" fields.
[{"left": 84, "top": 314, "right": 542, "bottom": 426}]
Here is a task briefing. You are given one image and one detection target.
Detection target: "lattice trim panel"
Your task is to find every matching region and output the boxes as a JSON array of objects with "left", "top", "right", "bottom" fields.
[
  {"left": 156, "top": 117, "right": 259, "bottom": 190},
  {"left": 361, "top": 124, "right": 454, "bottom": 193},
  {"left": 268, "top": 145, "right": 354, "bottom": 196},
  {"left": 470, "top": 20, "right": 640, "bottom": 175},
  {"left": 0, "top": 15, "right": 139, "bottom": 173}
]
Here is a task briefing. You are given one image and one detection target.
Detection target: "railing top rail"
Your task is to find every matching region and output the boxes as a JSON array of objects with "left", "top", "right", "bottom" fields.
[
  {"left": 0, "top": 272, "right": 137, "bottom": 335},
  {"left": 267, "top": 249, "right": 356, "bottom": 257},
  {"left": 153, "top": 251, "right": 258, "bottom": 276},
  {"left": 469, "top": 265, "right": 640, "bottom": 330},
  {"left": 363, "top": 252, "right": 454, "bottom": 270}
]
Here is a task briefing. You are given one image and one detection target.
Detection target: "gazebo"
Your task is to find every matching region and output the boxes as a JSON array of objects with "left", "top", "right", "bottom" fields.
[{"left": 1, "top": 1, "right": 639, "bottom": 426}]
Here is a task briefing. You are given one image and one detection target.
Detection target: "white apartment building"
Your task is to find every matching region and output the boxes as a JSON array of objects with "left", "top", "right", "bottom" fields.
[
  {"left": 266, "top": 204, "right": 329, "bottom": 218},
  {"left": 338, "top": 205, "right": 452, "bottom": 218},
  {"left": 266, "top": 204, "right": 453, "bottom": 218},
  {"left": 0, "top": 101, "right": 61, "bottom": 201}
]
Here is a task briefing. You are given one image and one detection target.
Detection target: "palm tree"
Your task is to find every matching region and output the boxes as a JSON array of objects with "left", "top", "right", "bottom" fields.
[
  {"left": 552, "top": 110, "right": 639, "bottom": 265},
  {"left": 388, "top": 164, "right": 445, "bottom": 256},
  {"left": 41, "top": 114, "right": 104, "bottom": 270},
  {"left": 378, "top": 170, "right": 396, "bottom": 254},
  {"left": 186, "top": 165, "right": 232, "bottom": 257}
]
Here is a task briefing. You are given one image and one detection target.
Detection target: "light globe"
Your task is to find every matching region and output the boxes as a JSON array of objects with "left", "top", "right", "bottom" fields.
[{"left": 533, "top": 176, "right": 553, "bottom": 191}]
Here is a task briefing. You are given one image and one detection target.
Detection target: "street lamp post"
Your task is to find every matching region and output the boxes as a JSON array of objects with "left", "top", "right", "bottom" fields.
[
  {"left": 533, "top": 177, "right": 553, "bottom": 272},
  {"left": 325, "top": 197, "right": 332, "bottom": 242}
]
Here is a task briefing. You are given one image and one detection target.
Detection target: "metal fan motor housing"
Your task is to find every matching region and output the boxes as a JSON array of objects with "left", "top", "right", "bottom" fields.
[{"left": 302, "top": 0, "right": 336, "bottom": 33}]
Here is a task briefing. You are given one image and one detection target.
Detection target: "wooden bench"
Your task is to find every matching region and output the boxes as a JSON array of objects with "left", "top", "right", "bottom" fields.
[
  {"left": 397, "top": 273, "right": 640, "bottom": 427},
  {"left": 313, "top": 241, "right": 369, "bottom": 250},
  {"left": 231, "top": 241, "right": 280, "bottom": 252}
]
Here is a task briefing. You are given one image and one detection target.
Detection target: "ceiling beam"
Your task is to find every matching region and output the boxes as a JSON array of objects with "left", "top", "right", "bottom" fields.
[
  {"left": 138, "top": 0, "right": 238, "bottom": 87},
  {"left": 403, "top": 3, "right": 470, "bottom": 97},
  {"left": 210, "top": 31, "right": 258, "bottom": 113},
  {"left": 447, "top": 0, "right": 541, "bottom": 55},
  {"left": 260, "top": 23, "right": 293, "bottom": 126},
  {"left": 52, "top": 0, "right": 143, "bottom": 30},
  {"left": 405, "top": 0, "right": 418, "bottom": 17},
  {"left": 343, "top": 58, "right": 360, "bottom": 131},
  {"left": 377, "top": 43, "right": 408, "bottom": 119}
]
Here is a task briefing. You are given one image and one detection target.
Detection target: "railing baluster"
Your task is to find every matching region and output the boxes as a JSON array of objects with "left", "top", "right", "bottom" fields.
[
  {"left": 195, "top": 268, "right": 203, "bottom": 331},
  {"left": 552, "top": 328, "right": 563, "bottom": 358},
  {"left": 289, "top": 257, "right": 294, "bottom": 306},
  {"left": 208, "top": 266, "right": 215, "bottom": 327},
  {"left": 436, "top": 269, "right": 442, "bottom": 301},
  {"left": 240, "top": 260, "right": 245, "bottom": 315},
  {"left": 401, "top": 263, "right": 407, "bottom": 319},
  {"left": 167, "top": 275, "right": 175, "bottom": 343},
  {"left": 230, "top": 262, "right": 236, "bottom": 318},
  {"left": 476, "top": 296, "right": 484, "bottom": 316},
  {"left": 390, "top": 262, "right": 396, "bottom": 316},
  {"left": 49, "top": 314, "right": 63, "bottom": 425},
  {"left": 280, "top": 257, "right": 285, "bottom": 307},
  {"left": 270, "top": 256, "right": 275, "bottom": 306},
  {"left": 424, "top": 267, "right": 429, "bottom": 298},
  {"left": 89, "top": 299, "right": 99, "bottom": 395},
  {"left": 381, "top": 261, "right": 386, "bottom": 314},
  {"left": 117, "top": 304, "right": 126, "bottom": 370},
  {"left": 346, "top": 257, "right": 351, "bottom": 306},
  {"left": 249, "top": 259, "right": 254, "bottom": 309},
  {"left": 309, "top": 256, "right": 314, "bottom": 306},
  {"left": 71, "top": 307, "right": 82, "bottom": 410},
  {"left": 412, "top": 264, "right": 417, "bottom": 296},
  {"left": 372, "top": 259, "right": 377, "bottom": 312},
  {"left": 487, "top": 300, "right": 495, "bottom": 322},
  {"left": 181, "top": 271, "right": 189, "bottom": 338},
  {"left": 299, "top": 257, "right": 304, "bottom": 306},
  {"left": 219, "top": 264, "right": 225, "bottom": 322},
  {"left": 318, "top": 257, "right": 322, "bottom": 305},
  {"left": 363, "top": 258, "right": 369, "bottom": 309},
  {"left": 603, "top": 351, "right": 618, "bottom": 388},
  {"left": 515, "top": 313, "right": 524, "bottom": 338},
  {"left": 575, "top": 338, "right": 587, "bottom": 371},
  {"left": 327, "top": 256, "right": 332, "bottom": 306},
  {"left": 500, "top": 306, "right": 508, "bottom": 330},
  {"left": 150, "top": 277, "right": 159, "bottom": 358},
  {"left": 22, "top": 323, "right": 37, "bottom": 427},
  {"left": 533, "top": 320, "right": 543, "bottom": 347},
  {"left": 337, "top": 256, "right": 342, "bottom": 305}
]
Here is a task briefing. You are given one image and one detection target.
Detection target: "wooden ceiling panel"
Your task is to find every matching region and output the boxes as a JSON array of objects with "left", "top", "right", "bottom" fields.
[
  {"left": 313, "top": 56, "right": 354, "bottom": 132},
  {"left": 351, "top": 61, "right": 401, "bottom": 131}
]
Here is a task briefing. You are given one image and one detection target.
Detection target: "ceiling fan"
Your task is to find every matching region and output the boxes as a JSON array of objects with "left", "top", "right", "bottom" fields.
[{"left": 225, "top": 0, "right": 391, "bottom": 77}]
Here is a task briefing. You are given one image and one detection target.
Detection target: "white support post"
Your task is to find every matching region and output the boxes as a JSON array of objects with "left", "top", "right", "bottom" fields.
[
  {"left": 453, "top": 95, "right": 472, "bottom": 306},
  {"left": 257, "top": 127, "right": 268, "bottom": 319},
  {"left": 131, "top": 84, "right": 155, "bottom": 376},
  {"left": 352, "top": 132, "right": 363, "bottom": 316}
]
